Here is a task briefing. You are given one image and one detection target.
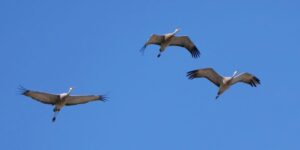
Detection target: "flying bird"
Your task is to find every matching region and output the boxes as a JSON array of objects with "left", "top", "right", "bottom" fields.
[
  {"left": 20, "top": 86, "right": 106, "bottom": 122},
  {"left": 140, "top": 28, "right": 200, "bottom": 58},
  {"left": 187, "top": 68, "right": 260, "bottom": 99}
]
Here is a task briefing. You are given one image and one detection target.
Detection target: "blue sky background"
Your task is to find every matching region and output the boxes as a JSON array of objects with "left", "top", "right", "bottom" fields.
[{"left": 0, "top": 0, "right": 299, "bottom": 149}]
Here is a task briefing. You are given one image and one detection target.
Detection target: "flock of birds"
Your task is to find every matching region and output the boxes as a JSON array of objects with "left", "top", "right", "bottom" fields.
[{"left": 21, "top": 28, "right": 260, "bottom": 122}]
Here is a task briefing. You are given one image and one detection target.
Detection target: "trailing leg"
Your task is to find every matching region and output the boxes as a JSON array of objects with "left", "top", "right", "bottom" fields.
[{"left": 52, "top": 108, "right": 60, "bottom": 122}]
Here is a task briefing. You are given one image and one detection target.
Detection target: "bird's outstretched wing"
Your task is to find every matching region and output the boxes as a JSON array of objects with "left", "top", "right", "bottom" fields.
[
  {"left": 140, "top": 34, "right": 164, "bottom": 53},
  {"left": 169, "top": 36, "right": 200, "bottom": 58},
  {"left": 20, "top": 86, "right": 58, "bottom": 105},
  {"left": 187, "top": 68, "right": 223, "bottom": 87},
  {"left": 65, "top": 95, "right": 106, "bottom": 106},
  {"left": 231, "top": 73, "right": 260, "bottom": 87}
]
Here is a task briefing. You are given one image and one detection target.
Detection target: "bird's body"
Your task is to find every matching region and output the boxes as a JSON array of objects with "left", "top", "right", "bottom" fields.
[
  {"left": 187, "top": 68, "right": 260, "bottom": 99},
  {"left": 52, "top": 88, "right": 73, "bottom": 113},
  {"left": 20, "top": 87, "right": 106, "bottom": 122},
  {"left": 140, "top": 28, "right": 200, "bottom": 58},
  {"left": 216, "top": 76, "right": 236, "bottom": 99},
  {"left": 160, "top": 34, "right": 174, "bottom": 53}
]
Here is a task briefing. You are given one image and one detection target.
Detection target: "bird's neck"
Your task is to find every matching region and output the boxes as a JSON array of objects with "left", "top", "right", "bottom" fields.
[
  {"left": 173, "top": 29, "right": 179, "bottom": 35},
  {"left": 67, "top": 88, "right": 73, "bottom": 95},
  {"left": 232, "top": 71, "right": 238, "bottom": 78}
]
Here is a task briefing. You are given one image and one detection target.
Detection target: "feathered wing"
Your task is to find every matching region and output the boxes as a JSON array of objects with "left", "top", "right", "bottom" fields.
[
  {"left": 20, "top": 87, "right": 58, "bottom": 105},
  {"left": 187, "top": 68, "right": 223, "bottom": 87},
  {"left": 169, "top": 36, "right": 200, "bottom": 58},
  {"left": 140, "top": 34, "right": 164, "bottom": 53},
  {"left": 65, "top": 95, "right": 106, "bottom": 106},
  {"left": 231, "top": 73, "right": 260, "bottom": 87}
]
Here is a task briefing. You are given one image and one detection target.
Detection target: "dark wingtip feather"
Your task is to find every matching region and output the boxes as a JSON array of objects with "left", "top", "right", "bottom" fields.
[
  {"left": 18, "top": 85, "right": 29, "bottom": 95},
  {"left": 249, "top": 76, "right": 260, "bottom": 87},
  {"left": 249, "top": 82, "right": 254, "bottom": 87},
  {"left": 139, "top": 44, "right": 147, "bottom": 54},
  {"left": 252, "top": 81, "right": 257, "bottom": 87},
  {"left": 191, "top": 46, "right": 201, "bottom": 58},
  {"left": 254, "top": 76, "right": 260, "bottom": 84},
  {"left": 99, "top": 95, "right": 108, "bottom": 102},
  {"left": 186, "top": 70, "right": 198, "bottom": 79}
]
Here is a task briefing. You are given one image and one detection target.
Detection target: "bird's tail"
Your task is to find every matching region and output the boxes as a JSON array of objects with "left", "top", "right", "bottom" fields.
[{"left": 186, "top": 70, "right": 198, "bottom": 80}]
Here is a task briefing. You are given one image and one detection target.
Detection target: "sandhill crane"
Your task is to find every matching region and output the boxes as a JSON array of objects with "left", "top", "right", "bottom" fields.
[
  {"left": 20, "top": 86, "right": 106, "bottom": 122},
  {"left": 187, "top": 68, "right": 260, "bottom": 99},
  {"left": 140, "top": 28, "right": 200, "bottom": 58}
]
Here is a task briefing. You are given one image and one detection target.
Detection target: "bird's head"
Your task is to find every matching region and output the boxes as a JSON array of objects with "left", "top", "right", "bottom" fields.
[
  {"left": 174, "top": 28, "right": 181, "bottom": 34},
  {"left": 68, "top": 87, "right": 74, "bottom": 94}
]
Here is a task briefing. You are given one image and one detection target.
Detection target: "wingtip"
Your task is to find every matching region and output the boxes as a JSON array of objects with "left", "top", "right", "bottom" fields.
[
  {"left": 100, "top": 95, "right": 108, "bottom": 102},
  {"left": 254, "top": 76, "right": 261, "bottom": 84},
  {"left": 18, "top": 85, "right": 29, "bottom": 95},
  {"left": 191, "top": 47, "right": 201, "bottom": 58},
  {"left": 251, "top": 76, "right": 260, "bottom": 87},
  {"left": 186, "top": 70, "right": 198, "bottom": 80},
  {"left": 139, "top": 45, "right": 147, "bottom": 54}
]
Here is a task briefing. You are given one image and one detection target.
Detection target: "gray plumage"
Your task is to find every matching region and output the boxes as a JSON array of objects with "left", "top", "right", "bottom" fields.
[
  {"left": 20, "top": 86, "right": 106, "bottom": 122},
  {"left": 140, "top": 28, "right": 200, "bottom": 58},
  {"left": 187, "top": 68, "right": 260, "bottom": 99}
]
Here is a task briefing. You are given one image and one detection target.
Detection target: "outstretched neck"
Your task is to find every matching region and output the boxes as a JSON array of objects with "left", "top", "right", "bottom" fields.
[
  {"left": 172, "top": 28, "right": 180, "bottom": 35},
  {"left": 232, "top": 71, "right": 238, "bottom": 78},
  {"left": 67, "top": 87, "right": 73, "bottom": 95}
]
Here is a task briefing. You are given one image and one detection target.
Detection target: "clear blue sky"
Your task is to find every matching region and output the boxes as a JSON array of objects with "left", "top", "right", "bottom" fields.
[{"left": 0, "top": 0, "right": 299, "bottom": 149}]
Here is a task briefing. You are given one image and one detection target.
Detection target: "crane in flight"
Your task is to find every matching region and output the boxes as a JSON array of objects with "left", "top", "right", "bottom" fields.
[
  {"left": 20, "top": 86, "right": 106, "bottom": 122},
  {"left": 140, "top": 28, "right": 200, "bottom": 58},
  {"left": 187, "top": 68, "right": 260, "bottom": 99}
]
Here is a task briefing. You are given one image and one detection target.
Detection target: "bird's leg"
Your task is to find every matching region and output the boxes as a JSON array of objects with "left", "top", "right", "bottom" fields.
[
  {"left": 215, "top": 91, "right": 221, "bottom": 99},
  {"left": 157, "top": 48, "right": 162, "bottom": 58},
  {"left": 157, "top": 51, "right": 162, "bottom": 58},
  {"left": 52, "top": 111, "right": 58, "bottom": 122},
  {"left": 53, "top": 108, "right": 58, "bottom": 112},
  {"left": 52, "top": 108, "right": 60, "bottom": 122}
]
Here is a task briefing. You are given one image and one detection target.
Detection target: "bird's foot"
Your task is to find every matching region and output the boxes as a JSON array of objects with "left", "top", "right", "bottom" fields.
[
  {"left": 52, "top": 117, "right": 56, "bottom": 122},
  {"left": 157, "top": 54, "right": 161, "bottom": 58},
  {"left": 215, "top": 95, "right": 219, "bottom": 99}
]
